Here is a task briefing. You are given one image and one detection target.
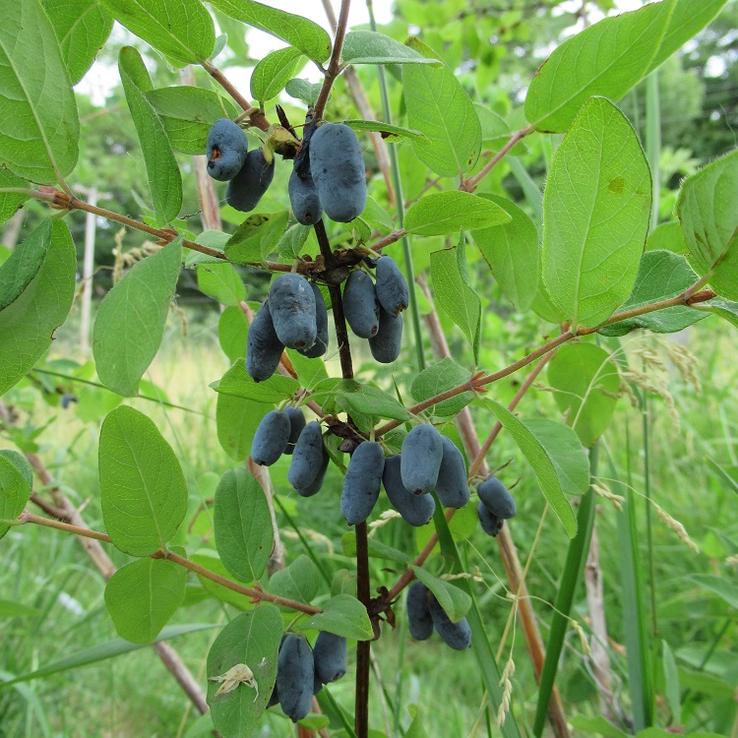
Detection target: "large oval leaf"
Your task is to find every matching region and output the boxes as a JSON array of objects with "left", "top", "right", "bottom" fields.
[
  {"left": 342, "top": 31, "right": 439, "bottom": 65},
  {"left": 207, "top": 605, "right": 283, "bottom": 738},
  {"left": 213, "top": 469, "right": 273, "bottom": 583},
  {"left": 209, "top": 0, "right": 331, "bottom": 63},
  {"left": 676, "top": 148, "right": 738, "bottom": 301},
  {"left": 0, "top": 220, "right": 51, "bottom": 311},
  {"left": 99, "top": 405, "right": 188, "bottom": 556},
  {"left": 119, "top": 47, "right": 182, "bottom": 224},
  {"left": 250, "top": 47, "right": 304, "bottom": 102},
  {"left": 0, "top": 220, "right": 76, "bottom": 396},
  {"left": 526, "top": 0, "right": 728, "bottom": 132},
  {"left": 403, "top": 49, "right": 481, "bottom": 176},
  {"left": 405, "top": 191, "right": 510, "bottom": 236},
  {"left": 541, "top": 97, "right": 651, "bottom": 328},
  {"left": 101, "top": 0, "right": 215, "bottom": 65},
  {"left": 0, "top": 0, "right": 79, "bottom": 183},
  {"left": 93, "top": 238, "right": 182, "bottom": 397},
  {"left": 104, "top": 558, "right": 186, "bottom": 643},
  {"left": 299, "top": 594, "right": 373, "bottom": 640},
  {"left": 480, "top": 399, "right": 578, "bottom": 538}
]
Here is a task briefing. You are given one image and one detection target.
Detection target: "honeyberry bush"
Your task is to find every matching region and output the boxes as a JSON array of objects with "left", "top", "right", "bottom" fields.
[{"left": 0, "top": 0, "right": 737, "bottom": 737}]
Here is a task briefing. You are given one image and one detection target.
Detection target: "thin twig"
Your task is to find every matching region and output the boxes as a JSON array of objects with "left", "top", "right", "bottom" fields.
[
  {"left": 313, "top": 0, "right": 352, "bottom": 122},
  {"left": 19, "top": 512, "right": 320, "bottom": 615},
  {"left": 462, "top": 126, "right": 535, "bottom": 192}
]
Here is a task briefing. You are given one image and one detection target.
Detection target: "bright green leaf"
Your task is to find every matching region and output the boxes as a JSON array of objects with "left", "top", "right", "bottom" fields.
[
  {"left": 677, "top": 148, "right": 738, "bottom": 300},
  {"left": 196, "top": 262, "right": 245, "bottom": 306},
  {"left": 211, "top": 360, "right": 298, "bottom": 405},
  {"left": 218, "top": 305, "right": 248, "bottom": 362},
  {"left": 101, "top": 0, "right": 215, "bottom": 65},
  {"left": 430, "top": 246, "right": 481, "bottom": 362},
  {"left": 0, "top": 221, "right": 76, "bottom": 396},
  {"left": 332, "top": 380, "right": 410, "bottom": 422},
  {"left": 300, "top": 595, "right": 373, "bottom": 640},
  {"left": 342, "top": 119, "right": 427, "bottom": 142},
  {"left": 207, "top": 605, "right": 283, "bottom": 738},
  {"left": 93, "top": 238, "right": 182, "bottom": 397},
  {"left": 342, "top": 31, "right": 438, "bottom": 65},
  {"left": 0, "top": 220, "right": 51, "bottom": 311},
  {"left": 285, "top": 78, "right": 322, "bottom": 106},
  {"left": 525, "top": 0, "right": 728, "bottom": 132},
  {"left": 191, "top": 552, "right": 254, "bottom": 610},
  {"left": 542, "top": 97, "right": 651, "bottom": 327},
  {"left": 209, "top": 0, "right": 330, "bottom": 63},
  {"left": 0, "top": 169, "right": 28, "bottom": 226},
  {"left": 0, "top": 599, "right": 41, "bottom": 619},
  {"left": 547, "top": 343, "right": 620, "bottom": 448},
  {"left": 214, "top": 469, "right": 273, "bottom": 583},
  {"left": 268, "top": 555, "right": 321, "bottom": 605},
  {"left": 411, "top": 358, "right": 473, "bottom": 417},
  {"left": 99, "top": 405, "right": 188, "bottom": 556},
  {"left": 225, "top": 211, "right": 290, "bottom": 263},
  {"left": 119, "top": 47, "right": 182, "bottom": 224},
  {"left": 403, "top": 53, "right": 481, "bottom": 176},
  {"left": 693, "top": 297, "right": 738, "bottom": 330},
  {"left": 216, "top": 394, "right": 267, "bottom": 461},
  {"left": 406, "top": 191, "right": 510, "bottom": 236},
  {"left": 0, "top": 0, "right": 79, "bottom": 183},
  {"left": 250, "top": 47, "right": 304, "bottom": 102},
  {"left": 104, "top": 558, "right": 186, "bottom": 643},
  {"left": 44, "top": 0, "right": 113, "bottom": 84},
  {"left": 600, "top": 250, "right": 706, "bottom": 337}
]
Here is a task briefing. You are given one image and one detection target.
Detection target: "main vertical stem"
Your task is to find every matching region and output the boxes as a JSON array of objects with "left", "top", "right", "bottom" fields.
[{"left": 313, "top": 219, "right": 370, "bottom": 737}]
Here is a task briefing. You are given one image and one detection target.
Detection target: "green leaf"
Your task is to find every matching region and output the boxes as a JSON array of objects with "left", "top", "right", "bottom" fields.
[
  {"left": 93, "top": 238, "right": 182, "bottom": 397},
  {"left": 693, "top": 297, "right": 738, "bottom": 329},
  {"left": 547, "top": 343, "right": 620, "bottom": 448},
  {"left": 0, "top": 220, "right": 76, "bottom": 396},
  {"left": 285, "top": 78, "right": 322, "bottom": 106},
  {"left": 216, "top": 394, "right": 266, "bottom": 461},
  {"left": 146, "top": 86, "right": 239, "bottom": 155},
  {"left": 524, "top": 418, "right": 590, "bottom": 496},
  {"left": 0, "top": 219, "right": 51, "bottom": 311},
  {"left": 0, "top": 168, "right": 28, "bottom": 225},
  {"left": 207, "top": 606, "right": 283, "bottom": 738},
  {"left": 480, "top": 399, "right": 577, "bottom": 537},
  {"left": 600, "top": 250, "right": 706, "bottom": 336},
  {"left": 688, "top": 574, "right": 738, "bottom": 609},
  {"left": 661, "top": 640, "right": 681, "bottom": 724},
  {"left": 209, "top": 0, "right": 330, "bottom": 63},
  {"left": 342, "top": 31, "right": 438, "bottom": 65},
  {"left": 677, "top": 148, "right": 738, "bottom": 300},
  {"left": 0, "top": 623, "right": 217, "bottom": 688},
  {"left": 646, "top": 220, "right": 687, "bottom": 254},
  {"left": 0, "top": 599, "right": 41, "bottom": 619},
  {"left": 218, "top": 305, "right": 248, "bottom": 362},
  {"left": 225, "top": 212, "right": 290, "bottom": 263},
  {"left": 411, "top": 566, "right": 471, "bottom": 622},
  {"left": 342, "top": 119, "right": 427, "bottom": 142},
  {"left": 403, "top": 52, "right": 481, "bottom": 176},
  {"left": 0, "top": 0, "right": 79, "bottom": 183},
  {"left": 474, "top": 105, "right": 526, "bottom": 153},
  {"left": 542, "top": 97, "right": 651, "bottom": 328},
  {"left": 525, "top": 0, "right": 728, "bottom": 132},
  {"left": 119, "top": 47, "right": 182, "bottom": 224},
  {"left": 268, "top": 554, "right": 321, "bottom": 604},
  {"left": 196, "top": 262, "right": 245, "bottom": 306},
  {"left": 430, "top": 246, "right": 481, "bottom": 362},
  {"left": 0, "top": 454, "right": 31, "bottom": 540},
  {"left": 211, "top": 360, "right": 298, "bottom": 405},
  {"left": 300, "top": 595, "right": 373, "bottom": 640},
  {"left": 250, "top": 47, "right": 304, "bottom": 102},
  {"left": 214, "top": 469, "right": 273, "bottom": 583},
  {"left": 104, "top": 559, "right": 186, "bottom": 643},
  {"left": 101, "top": 0, "right": 215, "bottom": 65},
  {"left": 0, "top": 450, "right": 33, "bottom": 490},
  {"left": 405, "top": 191, "right": 510, "bottom": 236},
  {"left": 472, "top": 195, "right": 539, "bottom": 312},
  {"left": 43, "top": 0, "right": 113, "bottom": 84},
  {"left": 99, "top": 405, "right": 188, "bottom": 556},
  {"left": 410, "top": 358, "right": 473, "bottom": 417},
  {"left": 569, "top": 716, "right": 628, "bottom": 738},
  {"left": 331, "top": 380, "right": 410, "bottom": 422}
]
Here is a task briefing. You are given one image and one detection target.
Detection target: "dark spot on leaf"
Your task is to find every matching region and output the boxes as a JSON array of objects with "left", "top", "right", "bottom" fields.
[{"left": 608, "top": 176, "right": 625, "bottom": 194}]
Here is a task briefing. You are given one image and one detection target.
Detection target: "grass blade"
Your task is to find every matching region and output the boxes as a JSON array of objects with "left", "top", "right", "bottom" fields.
[{"left": 533, "top": 445, "right": 598, "bottom": 737}]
